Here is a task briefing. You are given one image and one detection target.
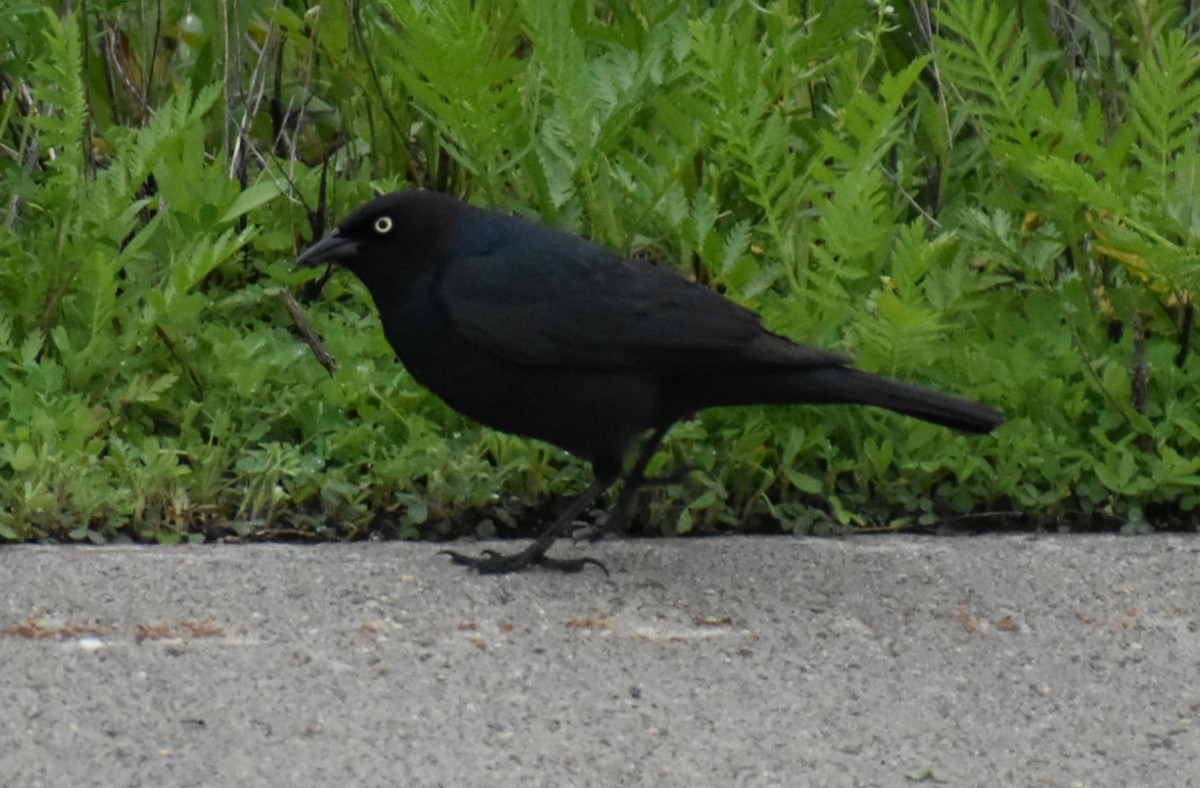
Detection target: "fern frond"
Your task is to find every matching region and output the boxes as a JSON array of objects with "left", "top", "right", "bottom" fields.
[
  {"left": 28, "top": 9, "right": 87, "bottom": 175},
  {"left": 1129, "top": 29, "right": 1200, "bottom": 191},
  {"left": 935, "top": 0, "right": 1048, "bottom": 148}
]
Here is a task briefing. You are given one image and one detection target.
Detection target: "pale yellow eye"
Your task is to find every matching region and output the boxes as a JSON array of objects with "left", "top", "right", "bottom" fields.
[{"left": 374, "top": 216, "right": 393, "bottom": 234}]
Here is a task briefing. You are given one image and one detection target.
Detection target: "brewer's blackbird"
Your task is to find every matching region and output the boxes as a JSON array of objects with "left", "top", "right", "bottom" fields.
[{"left": 297, "top": 189, "right": 1003, "bottom": 573}]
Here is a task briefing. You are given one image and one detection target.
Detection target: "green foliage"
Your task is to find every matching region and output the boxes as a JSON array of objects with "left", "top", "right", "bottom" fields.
[{"left": 1, "top": 0, "right": 1199, "bottom": 543}]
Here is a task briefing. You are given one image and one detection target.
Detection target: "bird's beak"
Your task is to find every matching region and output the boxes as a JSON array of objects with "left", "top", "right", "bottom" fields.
[{"left": 295, "top": 232, "right": 360, "bottom": 269}]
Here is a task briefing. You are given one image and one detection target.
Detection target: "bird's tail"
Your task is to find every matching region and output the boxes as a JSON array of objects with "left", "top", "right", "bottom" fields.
[{"left": 794, "top": 367, "right": 1004, "bottom": 433}]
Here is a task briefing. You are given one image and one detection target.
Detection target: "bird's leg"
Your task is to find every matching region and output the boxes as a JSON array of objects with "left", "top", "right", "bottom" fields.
[
  {"left": 595, "top": 424, "right": 676, "bottom": 538},
  {"left": 439, "top": 476, "right": 611, "bottom": 574}
]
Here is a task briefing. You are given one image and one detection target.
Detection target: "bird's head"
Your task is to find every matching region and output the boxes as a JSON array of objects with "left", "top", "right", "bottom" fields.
[{"left": 295, "top": 189, "right": 466, "bottom": 275}]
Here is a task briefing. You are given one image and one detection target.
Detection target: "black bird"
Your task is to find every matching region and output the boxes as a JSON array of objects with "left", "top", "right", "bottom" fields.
[{"left": 296, "top": 189, "right": 1003, "bottom": 573}]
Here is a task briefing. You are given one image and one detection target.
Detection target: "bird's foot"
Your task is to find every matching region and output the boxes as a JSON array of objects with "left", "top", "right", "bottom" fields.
[
  {"left": 439, "top": 545, "right": 608, "bottom": 576},
  {"left": 440, "top": 476, "right": 611, "bottom": 575}
]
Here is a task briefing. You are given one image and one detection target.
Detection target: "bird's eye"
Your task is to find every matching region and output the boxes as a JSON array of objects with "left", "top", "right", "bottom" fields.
[{"left": 373, "top": 216, "right": 394, "bottom": 234}]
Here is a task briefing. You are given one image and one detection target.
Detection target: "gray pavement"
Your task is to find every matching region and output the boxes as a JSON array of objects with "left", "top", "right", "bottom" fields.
[{"left": 1, "top": 535, "right": 1198, "bottom": 787}]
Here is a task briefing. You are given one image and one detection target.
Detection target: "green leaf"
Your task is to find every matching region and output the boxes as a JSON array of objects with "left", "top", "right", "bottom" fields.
[{"left": 220, "top": 180, "right": 284, "bottom": 224}]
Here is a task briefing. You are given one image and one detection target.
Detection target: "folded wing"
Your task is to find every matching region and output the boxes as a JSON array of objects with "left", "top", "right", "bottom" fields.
[{"left": 436, "top": 240, "right": 848, "bottom": 371}]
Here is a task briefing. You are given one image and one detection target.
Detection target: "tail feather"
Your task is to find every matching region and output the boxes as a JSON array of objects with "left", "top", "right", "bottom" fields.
[{"left": 801, "top": 367, "right": 1004, "bottom": 433}]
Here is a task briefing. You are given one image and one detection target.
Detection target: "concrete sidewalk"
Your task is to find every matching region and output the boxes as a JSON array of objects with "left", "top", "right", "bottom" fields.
[{"left": 1, "top": 535, "right": 1197, "bottom": 787}]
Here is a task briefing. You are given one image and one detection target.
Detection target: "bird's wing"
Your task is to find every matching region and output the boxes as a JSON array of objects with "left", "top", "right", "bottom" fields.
[{"left": 435, "top": 245, "right": 847, "bottom": 370}]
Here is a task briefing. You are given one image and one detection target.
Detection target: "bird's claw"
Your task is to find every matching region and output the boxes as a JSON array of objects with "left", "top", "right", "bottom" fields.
[
  {"left": 540, "top": 555, "right": 609, "bottom": 575},
  {"left": 438, "top": 548, "right": 609, "bottom": 576}
]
